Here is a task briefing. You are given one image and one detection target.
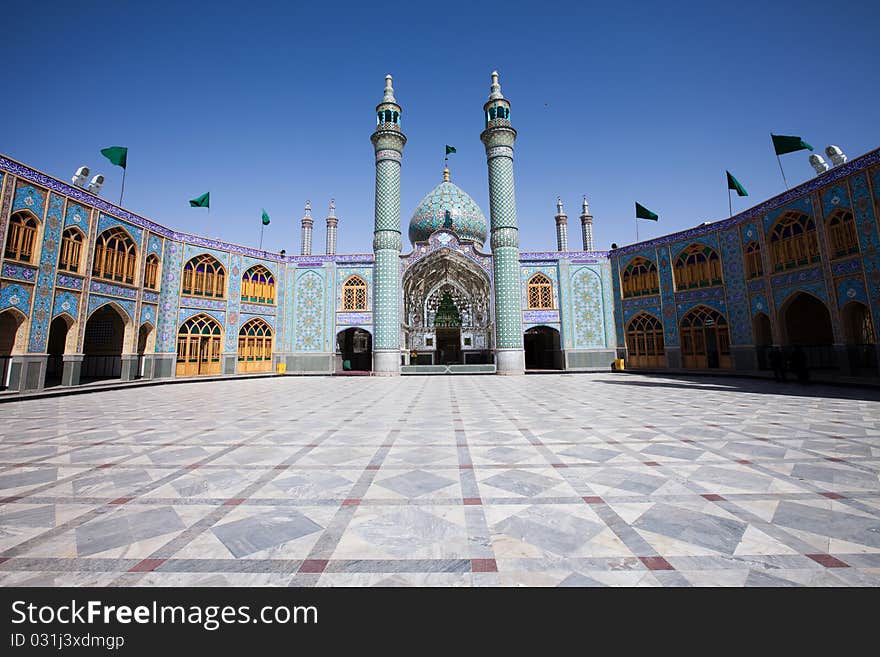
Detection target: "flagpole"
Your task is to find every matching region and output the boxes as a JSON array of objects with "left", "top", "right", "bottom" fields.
[
  {"left": 728, "top": 187, "right": 733, "bottom": 218},
  {"left": 635, "top": 216, "right": 639, "bottom": 242},
  {"left": 259, "top": 224, "right": 265, "bottom": 250},
  {"left": 776, "top": 154, "right": 789, "bottom": 190},
  {"left": 119, "top": 168, "right": 126, "bottom": 206}
]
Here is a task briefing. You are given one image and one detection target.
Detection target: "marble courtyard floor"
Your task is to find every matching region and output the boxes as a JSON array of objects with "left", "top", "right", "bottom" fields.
[{"left": 1, "top": 373, "right": 879, "bottom": 587}]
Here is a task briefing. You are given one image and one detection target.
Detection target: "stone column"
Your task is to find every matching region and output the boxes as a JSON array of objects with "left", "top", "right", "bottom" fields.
[{"left": 480, "top": 71, "right": 524, "bottom": 374}]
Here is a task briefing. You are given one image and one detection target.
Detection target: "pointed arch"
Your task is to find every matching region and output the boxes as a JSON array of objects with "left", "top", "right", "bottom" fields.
[
  {"left": 621, "top": 256, "right": 659, "bottom": 298},
  {"left": 625, "top": 312, "right": 665, "bottom": 369},
  {"left": 241, "top": 264, "right": 276, "bottom": 305},
  {"left": 4, "top": 210, "right": 41, "bottom": 264},
  {"left": 176, "top": 313, "right": 223, "bottom": 376},
  {"left": 342, "top": 274, "right": 368, "bottom": 311},
  {"left": 769, "top": 210, "right": 820, "bottom": 271},
  {"left": 673, "top": 243, "right": 723, "bottom": 290},
  {"left": 238, "top": 317, "right": 274, "bottom": 372},
  {"left": 92, "top": 226, "right": 137, "bottom": 284},
  {"left": 182, "top": 254, "right": 226, "bottom": 299},
  {"left": 144, "top": 253, "right": 161, "bottom": 290},
  {"left": 679, "top": 305, "right": 731, "bottom": 369},
  {"left": 827, "top": 209, "right": 859, "bottom": 259},
  {"left": 744, "top": 241, "right": 763, "bottom": 279},
  {"left": 527, "top": 272, "right": 554, "bottom": 309},
  {"left": 58, "top": 226, "right": 86, "bottom": 273}
]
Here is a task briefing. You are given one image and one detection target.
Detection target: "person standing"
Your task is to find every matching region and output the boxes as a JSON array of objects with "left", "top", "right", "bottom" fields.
[{"left": 769, "top": 347, "right": 787, "bottom": 382}]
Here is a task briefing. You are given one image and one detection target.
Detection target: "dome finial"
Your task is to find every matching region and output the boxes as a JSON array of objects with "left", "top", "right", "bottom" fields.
[
  {"left": 328, "top": 198, "right": 336, "bottom": 218},
  {"left": 489, "top": 70, "right": 504, "bottom": 100},
  {"left": 383, "top": 74, "right": 396, "bottom": 103},
  {"left": 556, "top": 196, "right": 564, "bottom": 215},
  {"left": 443, "top": 166, "right": 450, "bottom": 183},
  {"left": 304, "top": 200, "right": 311, "bottom": 217}
]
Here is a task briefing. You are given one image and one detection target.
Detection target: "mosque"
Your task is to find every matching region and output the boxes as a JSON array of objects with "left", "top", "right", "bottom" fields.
[{"left": 0, "top": 72, "right": 878, "bottom": 391}]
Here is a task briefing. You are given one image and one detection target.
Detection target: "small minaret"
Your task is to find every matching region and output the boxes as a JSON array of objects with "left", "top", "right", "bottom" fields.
[
  {"left": 554, "top": 197, "right": 568, "bottom": 252},
  {"left": 300, "top": 200, "right": 313, "bottom": 256},
  {"left": 325, "top": 199, "right": 338, "bottom": 255},
  {"left": 580, "top": 195, "right": 594, "bottom": 251}
]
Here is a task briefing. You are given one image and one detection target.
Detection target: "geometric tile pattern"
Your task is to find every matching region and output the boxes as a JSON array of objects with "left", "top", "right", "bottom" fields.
[{"left": 1, "top": 373, "right": 878, "bottom": 587}]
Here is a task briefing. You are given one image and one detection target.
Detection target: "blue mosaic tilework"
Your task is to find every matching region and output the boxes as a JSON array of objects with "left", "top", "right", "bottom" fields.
[
  {"left": 523, "top": 321, "right": 561, "bottom": 333},
  {"left": 771, "top": 266, "right": 823, "bottom": 287},
  {"left": 12, "top": 184, "right": 46, "bottom": 216},
  {"left": 822, "top": 183, "right": 851, "bottom": 216},
  {"left": 98, "top": 213, "right": 143, "bottom": 247},
  {"left": 523, "top": 309, "right": 560, "bottom": 324},
  {"left": 674, "top": 287, "right": 725, "bottom": 304},
  {"left": 668, "top": 232, "right": 720, "bottom": 264},
  {"left": 148, "top": 235, "right": 163, "bottom": 256},
  {"left": 64, "top": 203, "right": 88, "bottom": 229},
  {"left": 52, "top": 291, "right": 79, "bottom": 321},
  {"left": 836, "top": 277, "right": 867, "bottom": 308},
  {"left": 294, "top": 270, "right": 325, "bottom": 352},
  {"left": 622, "top": 295, "right": 661, "bottom": 311},
  {"left": 403, "top": 231, "right": 492, "bottom": 274},
  {"left": 28, "top": 193, "right": 64, "bottom": 352},
  {"left": 741, "top": 222, "right": 760, "bottom": 243},
  {"left": 570, "top": 266, "right": 605, "bottom": 348},
  {"left": 718, "top": 227, "right": 750, "bottom": 345},
  {"left": 610, "top": 257, "right": 625, "bottom": 346},
  {"left": 140, "top": 304, "right": 156, "bottom": 327},
  {"left": 0, "top": 284, "right": 31, "bottom": 316},
  {"left": 851, "top": 170, "right": 880, "bottom": 335},
  {"left": 656, "top": 246, "right": 678, "bottom": 347},
  {"left": 88, "top": 295, "right": 135, "bottom": 323},
  {"left": 773, "top": 281, "right": 828, "bottom": 309},
  {"left": 179, "top": 308, "right": 224, "bottom": 327},
  {"left": 751, "top": 294, "right": 769, "bottom": 317},
  {"left": 764, "top": 196, "right": 813, "bottom": 232},
  {"left": 522, "top": 251, "right": 609, "bottom": 261},
  {"left": 408, "top": 180, "right": 488, "bottom": 247},
  {"left": 2, "top": 263, "right": 37, "bottom": 283},
  {"left": 89, "top": 280, "right": 138, "bottom": 300},
  {"left": 180, "top": 297, "right": 226, "bottom": 311},
  {"left": 224, "top": 254, "right": 243, "bottom": 352},
  {"left": 142, "top": 290, "right": 159, "bottom": 303},
  {"left": 156, "top": 240, "right": 184, "bottom": 352},
  {"left": 241, "top": 312, "right": 275, "bottom": 330},
  {"left": 624, "top": 302, "right": 661, "bottom": 325},
  {"left": 337, "top": 312, "right": 372, "bottom": 326},
  {"left": 336, "top": 266, "right": 373, "bottom": 310},
  {"left": 831, "top": 258, "right": 862, "bottom": 276},
  {"left": 183, "top": 244, "right": 230, "bottom": 268},
  {"left": 520, "top": 266, "right": 559, "bottom": 309},
  {"left": 240, "top": 302, "right": 274, "bottom": 314},
  {"left": 283, "top": 263, "right": 296, "bottom": 352},
  {"left": 747, "top": 278, "right": 766, "bottom": 292},
  {"left": 601, "top": 263, "right": 617, "bottom": 348}
]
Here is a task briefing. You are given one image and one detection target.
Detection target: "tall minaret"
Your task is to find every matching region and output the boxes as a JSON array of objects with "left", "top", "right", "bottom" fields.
[
  {"left": 325, "top": 199, "right": 338, "bottom": 255},
  {"left": 300, "top": 200, "right": 313, "bottom": 256},
  {"left": 580, "top": 195, "right": 594, "bottom": 251},
  {"left": 554, "top": 197, "right": 568, "bottom": 252},
  {"left": 370, "top": 74, "right": 406, "bottom": 376},
  {"left": 480, "top": 70, "right": 524, "bottom": 375}
]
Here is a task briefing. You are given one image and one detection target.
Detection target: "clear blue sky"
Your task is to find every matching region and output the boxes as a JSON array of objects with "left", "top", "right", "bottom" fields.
[{"left": 4, "top": 1, "right": 878, "bottom": 254}]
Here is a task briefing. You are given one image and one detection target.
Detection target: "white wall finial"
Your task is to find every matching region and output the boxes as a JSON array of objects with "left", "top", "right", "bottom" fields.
[
  {"left": 383, "top": 74, "right": 396, "bottom": 103},
  {"left": 825, "top": 145, "right": 847, "bottom": 166},
  {"left": 489, "top": 70, "right": 504, "bottom": 100},
  {"left": 809, "top": 154, "right": 830, "bottom": 174}
]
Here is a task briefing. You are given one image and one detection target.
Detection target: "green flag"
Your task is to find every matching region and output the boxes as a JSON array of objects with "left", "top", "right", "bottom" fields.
[
  {"left": 635, "top": 202, "right": 659, "bottom": 221},
  {"left": 445, "top": 145, "right": 456, "bottom": 155},
  {"left": 261, "top": 209, "right": 270, "bottom": 226},
  {"left": 100, "top": 146, "right": 128, "bottom": 169},
  {"left": 771, "top": 134, "right": 813, "bottom": 156},
  {"left": 189, "top": 192, "right": 210, "bottom": 208},
  {"left": 726, "top": 170, "right": 748, "bottom": 197}
]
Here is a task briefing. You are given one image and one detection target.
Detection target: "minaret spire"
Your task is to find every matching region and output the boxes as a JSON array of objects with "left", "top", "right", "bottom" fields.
[
  {"left": 580, "top": 195, "right": 594, "bottom": 251},
  {"left": 300, "top": 200, "right": 313, "bottom": 255},
  {"left": 325, "top": 198, "right": 337, "bottom": 255},
  {"left": 555, "top": 196, "right": 568, "bottom": 252}
]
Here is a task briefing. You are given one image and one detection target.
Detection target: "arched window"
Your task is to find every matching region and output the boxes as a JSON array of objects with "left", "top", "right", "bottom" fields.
[
  {"left": 769, "top": 211, "right": 820, "bottom": 271},
  {"left": 4, "top": 211, "right": 39, "bottom": 263},
  {"left": 58, "top": 227, "right": 85, "bottom": 273},
  {"left": 238, "top": 318, "right": 274, "bottom": 372},
  {"left": 175, "top": 314, "right": 222, "bottom": 376},
  {"left": 680, "top": 305, "right": 732, "bottom": 369},
  {"left": 673, "top": 244, "right": 723, "bottom": 290},
  {"left": 744, "top": 241, "right": 763, "bottom": 279},
  {"left": 827, "top": 210, "right": 859, "bottom": 259},
  {"left": 144, "top": 254, "right": 160, "bottom": 290},
  {"left": 241, "top": 265, "right": 276, "bottom": 304},
  {"left": 625, "top": 313, "right": 665, "bottom": 369},
  {"left": 621, "top": 257, "right": 659, "bottom": 298},
  {"left": 527, "top": 273, "right": 554, "bottom": 309},
  {"left": 92, "top": 227, "right": 137, "bottom": 285},
  {"left": 181, "top": 255, "right": 226, "bottom": 299},
  {"left": 342, "top": 275, "right": 368, "bottom": 311}
]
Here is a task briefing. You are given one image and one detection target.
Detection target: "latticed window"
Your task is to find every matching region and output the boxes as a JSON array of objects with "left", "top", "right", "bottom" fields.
[
  {"left": 238, "top": 318, "right": 273, "bottom": 364},
  {"left": 4, "top": 211, "right": 39, "bottom": 263},
  {"left": 827, "top": 210, "right": 859, "bottom": 259},
  {"left": 527, "top": 273, "right": 553, "bottom": 309},
  {"left": 626, "top": 313, "right": 665, "bottom": 361},
  {"left": 241, "top": 265, "right": 275, "bottom": 304},
  {"left": 92, "top": 227, "right": 137, "bottom": 284},
  {"left": 769, "top": 211, "right": 820, "bottom": 271},
  {"left": 58, "top": 227, "right": 84, "bottom": 273},
  {"left": 622, "top": 257, "right": 659, "bottom": 298},
  {"left": 181, "top": 255, "right": 225, "bottom": 299},
  {"left": 673, "top": 244, "right": 723, "bottom": 290},
  {"left": 144, "top": 254, "right": 160, "bottom": 290},
  {"left": 342, "top": 275, "right": 368, "bottom": 311},
  {"left": 744, "top": 241, "right": 763, "bottom": 279}
]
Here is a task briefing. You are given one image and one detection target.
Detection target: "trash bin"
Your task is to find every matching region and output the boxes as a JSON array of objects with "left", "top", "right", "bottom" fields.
[
  {"left": 276, "top": 362, "right": 287, "bottom": 374},
  {"left": 611, "top": 358, "right": 625, "bottom": 371}
]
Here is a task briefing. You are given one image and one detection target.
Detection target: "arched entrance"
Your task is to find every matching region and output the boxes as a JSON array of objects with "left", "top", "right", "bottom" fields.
[
  {"left": 238, "top": 318, "right": 274, "bottom": 373},
  {"left": 83, "top": 305, "right": 126, "bottom": 380},
  {"left": 176, "top": 315, "right": 222, "bottom": 376},
  {"left": 680, "top": 305, "right": 732, "bottom": 369},
  {"left": 753, "top": 313, "right": 772, "bottom": 370},
  {"left": 625, "top": 313, "right": 665, "bottom": 369},
  {"left": 841, "top": 302, "right": 877, "bottom": 374},
  {"left": 337, "top": 327, "right": 372, "bottom": 372},
  {"left": 781, "top": 292, "right": 834, "bottom": 369},
  {"left": 46, "top": 315, "right": 74, "bottom": 386},
  {"left": 524, "top": 326, "right": 562, "bottom": 370},
  {"left": 0, "top": 309, "right": 27, "bottom": 390}
]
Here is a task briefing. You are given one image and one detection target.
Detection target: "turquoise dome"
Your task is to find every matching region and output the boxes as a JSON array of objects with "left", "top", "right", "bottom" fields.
[{"left": 408, "top": 176, "right": 488, "bottom": 247}]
